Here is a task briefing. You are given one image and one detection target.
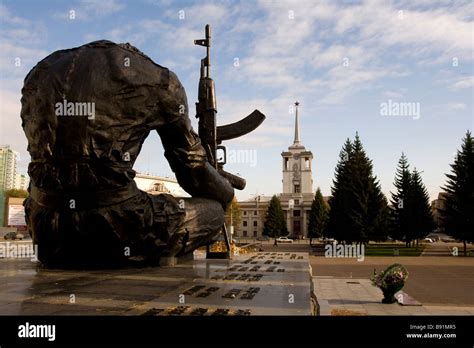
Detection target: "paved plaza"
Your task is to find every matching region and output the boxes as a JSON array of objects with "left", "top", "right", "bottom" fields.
[
  {"left": 0, "top": 250, "right": 313, "bottom": 316},
  {"left": 1, "top": 239, "right": 473, "bottom": 316},
  {"left": 261, "top": 241, "right": 474, "bottom": 311},
  {"left": 315, "top": 277, "right": 474, "bottom": 315}
]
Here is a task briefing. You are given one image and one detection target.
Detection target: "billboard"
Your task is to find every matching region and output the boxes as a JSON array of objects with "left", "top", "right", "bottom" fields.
[{"left": 7, "top": 204, "right": 26, "bottom": 227}]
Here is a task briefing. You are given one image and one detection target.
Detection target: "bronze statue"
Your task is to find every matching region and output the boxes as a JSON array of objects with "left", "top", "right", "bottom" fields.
[{"left": 20, "top": 25, "right": 264, "bottom": 267}]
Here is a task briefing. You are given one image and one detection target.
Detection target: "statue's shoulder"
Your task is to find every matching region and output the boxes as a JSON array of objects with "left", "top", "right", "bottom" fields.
[
  {"left": 86, "top": 40, "right": 167, "bottom": 70},
  {"left": 116, "top": 42, "right": 167, "bottom": 70}
]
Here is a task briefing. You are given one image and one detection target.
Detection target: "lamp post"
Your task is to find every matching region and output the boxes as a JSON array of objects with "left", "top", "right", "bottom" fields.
[
  {"left": 230, "top": 202, "right": 234, "bottom": 243},
  {"left": 288, "top": 198, "right": 294, "bottom": 238},
  {"left": 255, "top": 194, "right": 261, "bottom": 242}
]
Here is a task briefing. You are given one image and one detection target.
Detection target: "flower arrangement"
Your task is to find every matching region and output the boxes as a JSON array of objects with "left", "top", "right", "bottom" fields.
[{"left": 371, "top": 263, "right": 408, "bottom": 303}]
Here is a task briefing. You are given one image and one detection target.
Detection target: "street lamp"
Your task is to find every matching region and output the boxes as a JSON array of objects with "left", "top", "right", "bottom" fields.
[
  {"left": 230, "top": 203, "right": 234, "bottom": 243},
  {"left": 255, "top": 194, "right": 261, "bottom": 242},
  {"left": 288, "top": 199, "right": 294, "bottom": 238}
]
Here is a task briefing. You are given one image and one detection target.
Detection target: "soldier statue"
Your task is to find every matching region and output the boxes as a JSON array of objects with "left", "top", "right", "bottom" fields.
[{"left": 21, "top": 40, "right": 234, "bottom": 267}]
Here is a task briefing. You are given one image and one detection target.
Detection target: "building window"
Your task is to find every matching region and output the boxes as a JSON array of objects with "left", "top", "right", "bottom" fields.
[
  {"left": 253, "top": 221, "right": 258, "bottom": 227},
  {"left": 254, "top": 211, "right": 257, "bottom": 215},
  {"left": 294, "top": 185, "right": 300, "bottom": 193},
  {"left": 285, "top": 158, "right": 289, "bottom": 170},
  {"left": 253, "top": 231, "right": 257, "bottom": 237},
  {"left": 294, "top": 199, "right": 299, "bottom": 205},
  {"left": 243, "top": 211, "right": 247, "bottom": 215},
  {"left": 243, "top": 231, "right": 247, "bottom": 237},
  {"left": 293, "top": 210, "right": 301, "bottom": 217},
  {"left": 243, "top": 221, "right": 247, "bottom": 227},
  {"left": 305, "top": 158, "right": 310, "bottom": 169}
]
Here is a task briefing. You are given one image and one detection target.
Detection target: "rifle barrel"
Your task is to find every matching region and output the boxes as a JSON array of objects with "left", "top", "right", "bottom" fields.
[{"left": 206, "top": 24, "right": 211, "bottom": 77}]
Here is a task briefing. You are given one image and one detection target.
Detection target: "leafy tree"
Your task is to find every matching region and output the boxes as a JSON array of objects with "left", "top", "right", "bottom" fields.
[
  {"left": 225, "top": 197, "right": 242, "bottom": 233},
  {"left": 263, "top": 195, "right": 288, "bottom": 239},
  {"left": 441, "top": 131, "right": 474, "bottom": 256},
  {"left": 307, "top": 187, "right": 328, "bottom": 244},
  {"left": 5, "top": 189, "right": 28, "bottom": 198}
]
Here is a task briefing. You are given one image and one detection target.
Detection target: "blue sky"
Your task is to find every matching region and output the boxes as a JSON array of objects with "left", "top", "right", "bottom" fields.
[{"left": 0, "top": 0, "right": 472, "bottom": 201}]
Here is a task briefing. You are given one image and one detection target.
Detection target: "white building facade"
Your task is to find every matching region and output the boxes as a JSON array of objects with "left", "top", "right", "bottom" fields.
[
  {"left": 134, "top": 173, "right": 188, "bottom": 197},
  {"left": 0, "top": 145, "right": 18, "bottom": 191},
  {"left": 237, "top": 102, "right": 315, "bottom": 238}
]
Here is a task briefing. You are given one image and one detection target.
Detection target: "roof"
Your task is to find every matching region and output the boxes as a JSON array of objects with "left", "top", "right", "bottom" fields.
[{"left": 239, "top": 195, "right": 275, "bottom": 203}]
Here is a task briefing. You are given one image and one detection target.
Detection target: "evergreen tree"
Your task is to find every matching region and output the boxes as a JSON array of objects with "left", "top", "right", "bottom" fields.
[
  {"left": 307, "top": 187, "right": 328, "bottom": 244},
  {"left": 327, "top": 138, "right": 353, "bottom": 242},
  {"left": 263, "top": 195, "right": 288, "bottom": 240},
  {"left": 409, "top": 168, "right": 435, "bottom": 245},
  {"left": 370, "top": 192, "right": 390, "bottom": 241},
  {"left": 441, "top": 131, "right": 474, "bottom": 256},
  {"left": 389, "top": 153, "right": 412, "bottom": 245},
  {"left": 327, "top": 133, "right": 389, "bottom": 244},
  {"left": 347, "top": 133, "right": 372, "bottom": 243}
]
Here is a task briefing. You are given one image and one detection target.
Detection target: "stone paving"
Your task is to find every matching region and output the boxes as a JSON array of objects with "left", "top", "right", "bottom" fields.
[
  {"left": 0, "top": 251, "right": 314, "bottom": 316},
  {"left": 2, "top": 242, "right": 473, "bottom": 316},
  {"left": 314, "top": 276, "right": 474, "bottom": 316}
]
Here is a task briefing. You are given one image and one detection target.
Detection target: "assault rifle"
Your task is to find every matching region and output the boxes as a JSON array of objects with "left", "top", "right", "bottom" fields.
[{"left": 194, "top": 24, "right": 265, "bottom": 256}]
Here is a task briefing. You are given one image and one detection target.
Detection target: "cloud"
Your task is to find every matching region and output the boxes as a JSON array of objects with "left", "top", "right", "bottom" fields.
[
  {"left": 450, "top": 76, "right": 474, "bottom": 90},
  {"left": 0, "top": 4, "right": 49, "bottom": 78},
  {"left": 0, "top": 4, "right": 47, "bottom": 170},
  {"left": 80, "top": 0, "right": 473, "bottom": 112},
  {"left": 80, "top": 0, "right": 125, "bottom": 15},
  {"left": 232, "top": 0, "right": 473, "bottom": 105},
  {"left": 0, "top": 3, "right": 29, "bottom": 25},
  {"left": 52, "top": 0, "right": 125, "bottom": 20},
  {"left": 446, "top": 102, "right": 467, "bottom": 111},
  {"left": 0, "top": 88, "right": 29, "bottom": 171},
  {"left": 382, "top": 90, "right": 406, "bottom": 99}
]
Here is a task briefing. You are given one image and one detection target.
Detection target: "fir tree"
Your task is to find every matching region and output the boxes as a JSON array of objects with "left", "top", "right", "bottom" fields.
[
  {"left": 368, "top": 182, "right": 390, "bottom": 242},
  {"left": 327, "top": 138, "right": 353, "bottom": 242},
  {"left": 390, "top": 153, "right": 412, "bottom": 245},
  {"left": 409, "top": 168, "right": 435, "bottom": 246},
  {"left": 441, "top": 131, "right": 474, "bottom": 256},
  {"left": 263, "top": 195, "right": 288, "bottom": 240},
  {"left": 327, "top": 133, "right": 389, "bottom": 244},
  {"left": 307, "top": 187, "right": 328, "bottom": 244}
]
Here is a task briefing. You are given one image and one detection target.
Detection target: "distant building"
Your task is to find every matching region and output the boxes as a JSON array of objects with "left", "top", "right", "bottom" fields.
[
  {"left": 431, "top": 192, "right": 448, "bottom": 230},
  {"left": 237, "top": 102, "right": 321, "bottom": 238},
  {"left": 134, "top": 173, "right": 188, "bottom": 197},
  {"left": 14, "top": 173, "right": 29, "bottom": 191},
  {"left": 1, "top": 146, "right": 23, "bottom": 226},
  {"left": 238, "top": 195, "right": 272, "bottom": 238},
  {"left": 0, "top": 145, "right": 18, "bottom": 192}
]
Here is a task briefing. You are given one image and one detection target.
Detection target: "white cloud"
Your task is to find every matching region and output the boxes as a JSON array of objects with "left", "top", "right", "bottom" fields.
[
  {"left": 52, "top": 0, "right": 125, "bottom": 20},
  {"left": 0, "top": 4, "right": 49, "bottom": 78},
  {"left": 450, "top": 76, "right": 474, "bottom": 90},
  {"left": 0, "top": 88, "right": 29, "bottom": 170},
  {"left": 232, "top": 0, "right": 473, "bottom": 105},
  {"left": 80, "top": 0, "right": 125, "bottom": 15},
  {"left": 382, "top": 90, "right": 405, "bottom": 99},
  {"left": 0, "top": 4, "right": 29, "bottom": 25},
  {"left": 446, "top": 102, "right": 467, "bottom": 111}
]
